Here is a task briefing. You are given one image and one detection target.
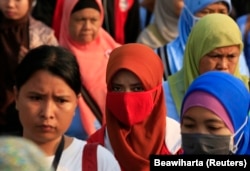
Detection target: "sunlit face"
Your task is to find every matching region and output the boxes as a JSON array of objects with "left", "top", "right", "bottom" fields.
[
  {"left": 199, "top": 45, "right": 240, "bottom": 74},
  {"left": 181, "top": 106, "right": 232, "bottom": 135},
  {"left": 110, "top": 70, "right": 144, "bottom": 92},
  {"left": 69, "top": 8, "right": 101, "bottom": 44},
  {"left": 14, "top": 70, "right": 78, "bottom": 143},
  {"left": 195, "top": 2, "right": 229, "bottom": 17},
  {"left": 174, "top": 0, "right": 184, "bottom": 17},
  {"left": 0, "top": 0, "right": 29, "bottom": 20}
]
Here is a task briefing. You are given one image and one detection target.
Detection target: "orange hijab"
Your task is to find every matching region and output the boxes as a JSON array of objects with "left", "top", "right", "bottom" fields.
[
  {"left": 59, "top": 0, "right": 120, "bottom": 133},
  {"left": 106, "top": 43, "right": 166, "bottom": 171}
]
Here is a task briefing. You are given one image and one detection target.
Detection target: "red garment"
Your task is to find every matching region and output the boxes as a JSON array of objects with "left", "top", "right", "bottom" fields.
[
  {"left": 88, "top": 125, "right": 173, "bottom": 154},
  {"left": 87, "top": 43, "right": 182, "bottom": 171},
  {"left": 52, "top": 0, "right": 64, "bottom": 40},
  {"left": 82, "top": 143, "right": 98, "bottom": 171},
  {"left": 87, "top": 125, "right": 182, "bottom": 171},
  {"left": 160, "top": 142, "right": 183, "bottom": 155},
  {"left": 105, "top": 44, "right": 168, "bottom": 171},
  {"left": 114, "top": 0, "right": 134, "bottom": 44},
  {"left": 87, "top": 126, "right": 106, "bottom": 146}
]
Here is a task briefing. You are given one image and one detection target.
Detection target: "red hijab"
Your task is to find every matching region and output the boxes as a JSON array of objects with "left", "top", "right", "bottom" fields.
[{"left": 106, "top": 43, "right": 166, "bottom": 171}]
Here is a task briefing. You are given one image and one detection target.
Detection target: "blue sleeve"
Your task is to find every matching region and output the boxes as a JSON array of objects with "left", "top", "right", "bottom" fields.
[
  {"left": 239, "top": 52, "right": 250, "bottom": 77},
  {"left": 162, "top": 81, "right": 180, "bottom": 122}
]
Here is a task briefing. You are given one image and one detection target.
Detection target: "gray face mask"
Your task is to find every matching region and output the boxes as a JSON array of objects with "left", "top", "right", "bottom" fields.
[
  {"left": 181, "top": 133, "right": 233, "bottom": 155},
  {"left": 181, "top": 117, "right": 248, "bottom": 155}
]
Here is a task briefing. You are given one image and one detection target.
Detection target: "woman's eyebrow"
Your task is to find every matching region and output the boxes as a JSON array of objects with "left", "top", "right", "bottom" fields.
[
  {"left": 204, "top": 118, "right": 224, "bottom": 124},
  {"left": 182, "top": 115, "right": 195, "bottom": 122}
]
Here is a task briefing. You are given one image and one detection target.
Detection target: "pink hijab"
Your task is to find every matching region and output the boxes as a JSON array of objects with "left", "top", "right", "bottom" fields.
[{"left": 59, "top": 0, "right": 120, "bottom": 135}]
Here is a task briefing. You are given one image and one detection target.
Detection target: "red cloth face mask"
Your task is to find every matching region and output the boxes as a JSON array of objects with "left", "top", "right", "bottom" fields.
[{"left": 106, "top": 85, "right": 161, "bottom": 126}]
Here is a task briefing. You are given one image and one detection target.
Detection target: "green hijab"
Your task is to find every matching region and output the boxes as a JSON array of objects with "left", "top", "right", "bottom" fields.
[{"left": 168, "top": 13, "right": 249, "bottom": 115}]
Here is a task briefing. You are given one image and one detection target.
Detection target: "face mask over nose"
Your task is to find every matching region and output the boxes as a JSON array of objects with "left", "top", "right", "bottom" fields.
[
  {"left": 181, "top": 117, "right": 248, "bottom": 155},
  {"left": 181, "top": 133, "right": 233, "bottom": 154},
  {"left": 184, "top": 5, "right": 201, "bottom": 27},
  {"left": 106, "top": 84, "right": 161, "bottom": 126}
]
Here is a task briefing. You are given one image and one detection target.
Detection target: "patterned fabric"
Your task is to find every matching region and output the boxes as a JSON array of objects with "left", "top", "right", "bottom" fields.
[
  {"left": 29, "top": 17, "right": 58, "bottom": 49},
  {"left": 19, "top": 16, "right": 58, "bottom": 62},
  {"left": 0, "top": 136, "right": 52, "bottom": 171}
]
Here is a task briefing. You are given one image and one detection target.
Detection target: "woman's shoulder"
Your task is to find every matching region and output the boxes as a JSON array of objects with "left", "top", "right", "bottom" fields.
[
  {"left": 65, "top": 137, "right": 87, "bottom": 152},
  {"left": 29, "top": 16, "right": 58, "bottom": 47},
  {"left": 29, "top": 16, "right": 54, "bottom": 33},
  {"left": 80, "top": 135, "right": 121, "bottom": 171},
  {"left": 236, "top": 14, "right": 250, "bottom": 33},
  {"left": 236, "top": 14, "right": 249, "bottom": 25},
  {"left": 165, "top": 117, "right": 182, "bottom": 154},
  {"left": 96, "top": 143, "right": 121, "bottom": 171},
  {"left": 87, "top": 126, "right": 106, "bottom": 145}
]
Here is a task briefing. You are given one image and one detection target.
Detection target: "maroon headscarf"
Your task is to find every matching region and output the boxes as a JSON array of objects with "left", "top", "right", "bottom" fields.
[{"left": 0, "top": 0, "right": 33, "bottom": 112}]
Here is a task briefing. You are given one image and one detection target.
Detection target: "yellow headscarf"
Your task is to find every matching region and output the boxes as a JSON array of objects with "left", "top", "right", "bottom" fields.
[{"left": 169, "top": 13, "right": 249, "bottom": 115}]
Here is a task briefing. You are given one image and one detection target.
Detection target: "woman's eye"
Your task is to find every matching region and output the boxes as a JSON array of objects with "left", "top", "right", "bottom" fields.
[
  {"left": 90, "top": 18, "right": 98, "bottom": 23},
  {"left": 227, "top": 55, "right": 237, "bottom": 59},
  {"left": 219, "top": 10, "right": 228, "bottom": 14},
  {"left": 200, "top": 10, "right": 210, "bottom": 15},
  {"left": 182, "top": 123, "right": 195, "bottom": 129},
  {"left": 111, "top": 86, "right": 123, "bottom": 92},
  {"left": 57, "top": 98, "right": 67, "bottom": 103},
  {"left": 133, "top": 87, "right": 144, "bottom": 92},
  {"left": 29, "top": 96, "right": 41, "bottom": 101},
  {"left": 207, "top": 126, "right": 222, "bottom": 131}
]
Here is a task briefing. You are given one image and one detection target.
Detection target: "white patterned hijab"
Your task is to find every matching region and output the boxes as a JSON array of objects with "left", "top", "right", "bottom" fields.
[{"left": 0, "top": 136, "right": 52, "bottom": 171}]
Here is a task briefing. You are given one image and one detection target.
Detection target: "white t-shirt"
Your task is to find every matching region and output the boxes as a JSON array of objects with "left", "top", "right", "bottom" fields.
[{"left": 46, "top": 138, "right": 121, "bottom": 171}]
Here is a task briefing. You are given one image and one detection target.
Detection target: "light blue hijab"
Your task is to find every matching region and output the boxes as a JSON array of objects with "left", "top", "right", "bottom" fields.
[
  {"left": 181, "top": 71, "right": 250, "bottom": 155},
  {"left": 165, "top": 0, "right": 232, "bottom": 74}
]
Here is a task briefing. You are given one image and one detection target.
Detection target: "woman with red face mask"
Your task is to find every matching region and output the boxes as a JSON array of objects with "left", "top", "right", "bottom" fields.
[{"left": 87, "top": 43, "right": 182, "bottom": 171}]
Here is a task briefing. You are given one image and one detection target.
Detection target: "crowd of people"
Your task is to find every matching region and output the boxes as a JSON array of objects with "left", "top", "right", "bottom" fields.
[{"left": 1, "top": 0, "right": 250, "bottom": 170}]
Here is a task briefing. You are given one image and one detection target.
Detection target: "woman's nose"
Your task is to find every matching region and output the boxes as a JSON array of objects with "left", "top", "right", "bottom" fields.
[{"left": 39, "top": 100, "right": 55, "bottom": 119}]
